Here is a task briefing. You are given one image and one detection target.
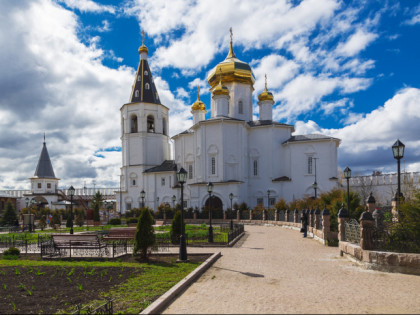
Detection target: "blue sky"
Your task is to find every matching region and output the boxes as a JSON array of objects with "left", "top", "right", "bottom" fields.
[{"left": 0, "top": 0, "right": 419, "bottom": 190}]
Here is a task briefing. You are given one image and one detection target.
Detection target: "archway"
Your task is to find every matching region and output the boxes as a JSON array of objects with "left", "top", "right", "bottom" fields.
[{"left": 204, "top": 196, "right": 223, "bottom": 219}]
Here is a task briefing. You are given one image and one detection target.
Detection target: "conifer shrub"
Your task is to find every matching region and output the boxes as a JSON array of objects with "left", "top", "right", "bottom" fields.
[
  {"left": 109, "top": 218, "right": 121, "bottom": 225},
  {"left": 38, "top": 215, "right": 47, "bottom": 231},
  {"left": 133, "top": 209, "right": 156, "bottom": 260},
  {"left": 170, "top": 210, "right": 184, "bottom": 244},
  {"left": 0, "top": 201, "right": 17, "bottom": 226}
]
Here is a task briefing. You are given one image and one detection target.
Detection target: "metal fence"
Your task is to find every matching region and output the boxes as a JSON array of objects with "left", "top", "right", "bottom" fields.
[
  {"left": 345, "top": 219, "right": 360, "bottom": 244},
  {"left": 266, "top": 210, "right": 275, "bottom": 221}
]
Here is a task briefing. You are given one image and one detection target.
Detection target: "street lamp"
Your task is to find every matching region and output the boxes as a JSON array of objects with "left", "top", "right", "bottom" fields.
[
  {"left": 176, "top": 167, "right": 188, "bottom": 261},
  {"left": 207, "top": 182, "right": 214, "bottom": 243},
  {"left": 69, "top": 185, "right": 75, "bottom": 234},
  {"left": 267, "top": 190, "right": 271, "bottom": 210},
  {"left": 106, "top": 201, "right": 114, "bottom": 225},
  {"left": 392, "top": 139, "right": 405, "bottom": 204},
  {"left": 343, "top": 166, "right": 352, "bottom": 218},
  {"left": 229, "top": 193, "right": 234, "bottom": 230},
  {"left": 140, "top": 190, "right": 145, "bottom": 208},
  {"left": 172, "top": 195, "right": 176, "bottom": 209},
  {"left": 313, "top": 157, "right": 318, "bottom": 198}
]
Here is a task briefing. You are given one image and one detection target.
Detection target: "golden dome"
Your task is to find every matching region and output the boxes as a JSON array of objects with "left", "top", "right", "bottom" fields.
[
  {"left": 207, "top": 28, "right": 255, "bottom": 89},
  {"left": 258, "top": 74, "right": 274, "bottom": 102},
  {"left": 191, "top": 86, "right": 206, "bottom": 111},
  {"left": 138, "top": 30, "right": 149, "bottom": 55},
  {"left": 213, "top": 72, "right": 229, "bottom": 96}
]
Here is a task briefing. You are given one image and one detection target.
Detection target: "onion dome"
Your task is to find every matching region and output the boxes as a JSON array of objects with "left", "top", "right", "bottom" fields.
[
  {"left": 191, "top": 86, "right": 206, "bottom": 111},
  {"left": 213, "top": 70, "right": 229, "bottom": 96},
  {"left": 258, "top": 74, "right": 274, "bottom": 102},
  {"left": 207, "top": 28, "right": 255, "bottom": 88},
  {"left": 138, "top": 30, "right": 149, "bottom": 55}
]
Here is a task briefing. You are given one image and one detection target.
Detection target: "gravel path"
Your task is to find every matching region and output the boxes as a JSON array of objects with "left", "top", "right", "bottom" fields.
[{"left": 163, "top": 224, "right": 420, "bottom": 314}]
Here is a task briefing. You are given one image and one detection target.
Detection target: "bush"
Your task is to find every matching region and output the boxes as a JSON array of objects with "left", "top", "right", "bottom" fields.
[
  {"left": 127, "top": 218, "right": 138, "bottom": 224},
  {"left": 0, "top": 201, "right": 17, "bottom": 226},
  {"left": 38, "top": 216, "right": 47, "bottom": 231},
  {"left": 133, "top": 209, "right": 156, "bottom": 260},
  {"left": 170, "top": 211, "right": 184, "bottom": 244},
  {"left": 109, "top": 218, "right": 121, "bottom": 225},
  {"left": 3, "top": 247, "right": 20, "bottom": 259}
]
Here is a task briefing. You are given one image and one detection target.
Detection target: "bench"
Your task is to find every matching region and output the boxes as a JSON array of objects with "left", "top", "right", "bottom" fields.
[
  {"left": 51, "top": 234, "right": 108, "bottom": 257},
  {"left": 102, "top": 227, "right": 136, "bottom": 241}
]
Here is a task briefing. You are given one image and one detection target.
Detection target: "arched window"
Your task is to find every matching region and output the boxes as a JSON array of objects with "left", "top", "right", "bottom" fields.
[
  {"left": 144, "top": 70, "right": 148, "bottom": 75},
  {"left": 147, "top": 115, "right": 155, "bottom": 133},
  {"left": 137, "top": 76, "right": 141, "bottom": 81},
  {"left": 145, "top": 83, "right": 150, "bottom": 90},
  {"left": 131, "top": 115, "right": 138, "bottom": 133},
  {"left": 238, "top": 100, "right": 243, "bottom": 114},
  {"left": 162, "top": 118, "right": 167, "bottom": 135},
  {"left": 253, "top": 159, "right": 258, "bottom": 176},
  {"left": 135, "top": 90, "right": 139, "bottom": 98}
]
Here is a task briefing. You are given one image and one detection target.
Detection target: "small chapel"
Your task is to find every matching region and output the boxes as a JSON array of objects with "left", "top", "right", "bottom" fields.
[{"left": 118, "top": 31, "right": 340, "bottom": 213}]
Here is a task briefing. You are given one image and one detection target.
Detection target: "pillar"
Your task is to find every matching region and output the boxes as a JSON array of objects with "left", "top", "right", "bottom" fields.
[
  {"left": 275, "top": 210, "right": 278, "bottom": 221},
  {"left": 337, "top": 205, "right": 349, "bottom": 242},
  {"left": 309, "top": 209, "right": 315, "bottom": 227},
  {"left": 263, "top": 210, "right": 266, "bottom": 221},
  {"left": 360, "top": 211, "right": 375, "bottom": 250},
  {"left": 294, "top": 209, "right": 299, "bottom": 223},
  {"left": 314, "top": 208, "right": 320, "bottom": 230},
  {"left": 285, "top": 210, "right": 289, "bottom": 222},
  {"left": 322, "top": 208, "right": 330, "bottom": 241},
  {"left": 237, "top": 210, "right": 240, "bottom": 221}
]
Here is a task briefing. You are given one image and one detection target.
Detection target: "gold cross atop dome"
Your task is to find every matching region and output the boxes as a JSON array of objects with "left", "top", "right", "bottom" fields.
[
  {"left": 258, "top": 73, "right": 274, "bottom": 102},
  {"left": 191, "top": 85, "right": 206, "bottom": 111},
  {"left": 264, "top": 74, "right": 268, "bottom": 91},
  {"left": 226, "top": 27, "right": 236, "bottom": 59},
  {"left": 138, "top": 30, "right": 149, "bottom": 54}
]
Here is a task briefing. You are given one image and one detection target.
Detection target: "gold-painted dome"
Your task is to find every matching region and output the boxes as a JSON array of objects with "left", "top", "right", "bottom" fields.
[
  {"left": 138, "top": 30, "right": 149, "bottom": 54},
  {"left": 258, "top": 74, "right": 274, "bottom": 102},
  {"left": 207, "top": 28, "right": 255, "bottom": 89},
  {"left": 213, "top": 73, "right": 229, "bottom": 96},
  {"left": 191, "top": 86, "right": 206, "bottom": 111}
]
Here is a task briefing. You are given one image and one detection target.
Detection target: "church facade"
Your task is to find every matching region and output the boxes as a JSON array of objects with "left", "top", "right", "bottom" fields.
[{"left": 118, "top": 33, "right": 340, "bottom": 213}]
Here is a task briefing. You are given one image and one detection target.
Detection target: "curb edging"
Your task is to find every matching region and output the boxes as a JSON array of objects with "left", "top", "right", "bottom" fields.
[{"left": 140, "top": 251, "right": 221, "bottom": 314}]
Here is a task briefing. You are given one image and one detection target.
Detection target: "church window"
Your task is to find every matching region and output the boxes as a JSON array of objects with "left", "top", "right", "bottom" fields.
[
  {"left": 147, "top": 115, "right": 155, "bottom": 132},
  {"left": 308, "top": 156, "right": 313, "bottom": 174},
  {"left": 144, "top": 70, "right": 148, "bottom": 75},
  {"left": 269, "top": 198, "right": 275, "bottom": 206},
  {"left": 253, "top": 160, "right": 258, "bottom": 176},
  {"left": 188, "top": 164, "right": 193, "bottom": 179},
  {"left": 47, "top": 183, "right": 51, "bottom": 189},
  {"left": 132, "top": 179, "right": 136, "bottom": 186},
  {"left": 238, "top": 101, "right": 243, "bottom": 114},
  {"left": 145, "top": 83, "right": 150, "bottom": 90},
  {"left": 38, "top": 183, "right": 41, "bottom": 189},
  {"left": 131, "top": 115, "right": 138, "bottom": 133},
  {"left": 163, "top": 118, "right": 167, "bottom": 135},
  {"left": 135, "top": 90, "right": 139, "bottom": 98},
  {"left": 137, "top": 76, "right": 141, "bottom": 81},
  {"left": 257, "top": 198, "right": 263, "bottom": 205},
  {"left": 161, "top": 178, "right": 165, "bottom": 186},
  {"left": 211, "top": 157, "right": 216, "bottom": 175},
  {"left": 126, "top": 203, "right": 132, "bottom": 211}
]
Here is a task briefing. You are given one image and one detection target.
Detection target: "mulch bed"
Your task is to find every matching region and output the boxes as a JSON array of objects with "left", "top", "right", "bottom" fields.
[{"left": 0, "top": 253, "right": 210, "bottom": 314}]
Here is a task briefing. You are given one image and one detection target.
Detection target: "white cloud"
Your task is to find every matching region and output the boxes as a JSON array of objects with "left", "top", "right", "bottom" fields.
[
  {"left": 404, "top": 4, "right": 420, "bottom": 25},
  {"left": 336, "top": 29, "right": 378, "bottom": 57},
  {"left": 60, "top": 0, "right": 115, "bottom": 14},
  {"left": 321, "top": 98, "right": 349, "bottom": 115}
]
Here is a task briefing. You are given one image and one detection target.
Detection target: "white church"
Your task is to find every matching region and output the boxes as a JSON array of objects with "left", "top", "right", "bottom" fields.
[{"left": 118, "top": 32, "right": 341, "bottom": 213}]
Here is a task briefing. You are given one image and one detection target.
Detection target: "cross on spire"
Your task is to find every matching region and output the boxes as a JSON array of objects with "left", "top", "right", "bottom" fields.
[
  {"left": 230, "top": 27, "right": 233, "bottom": 44},
  {"left": 141, "top": 30, "right": 145, "bottom": 46},
  {"left": 197, "top": 85, "right": 201, "bottom": 100},
  {"left": 43, "top": 132, "right": 46, "bottom": 143},
  {"left": 265, "top": 74, "right": 268, "bottom": 91}
]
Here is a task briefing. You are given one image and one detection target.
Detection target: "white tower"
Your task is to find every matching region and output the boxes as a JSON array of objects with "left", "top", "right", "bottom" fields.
[
  {"left": 257, "top": 74, "right": 274, "bottom": 121},
  {"left": 119, "top": 32, "right": 171, "bottom": 212}
]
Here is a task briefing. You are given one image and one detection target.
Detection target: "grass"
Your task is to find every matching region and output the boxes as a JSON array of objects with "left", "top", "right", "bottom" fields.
[
  {"left": 154, "top": 224, "right": 230, "bottom": 243},
  {"left": 0, "top": 257, "right": 201, "bottom": 313}
]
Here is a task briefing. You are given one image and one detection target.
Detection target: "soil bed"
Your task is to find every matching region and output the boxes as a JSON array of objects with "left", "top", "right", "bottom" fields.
[{"left": 0, "top": 253, "right": 209, "bottom": 314}]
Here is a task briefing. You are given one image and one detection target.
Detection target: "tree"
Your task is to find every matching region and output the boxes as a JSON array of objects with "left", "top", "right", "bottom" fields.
[
  {"left": 38, "top": 216, "right": 47, "bottom": 231},
  {"left": 133, "top": 208, "right": 156, "bottom": 260},
  {"left": 170, "top": 210, "right": 184, "bottom": 244},
  {"left": 50, "top": 212, "right": 61, "bottom": 228},
  {"left": 75, "top": 210, "right": 85, "bottom": 227},
  {"left": 274, "top": 198, "right": 287, "bottom": 211},
  {"left": 91, "top": 191, "right": 102, "bottom": 222},
  {"left": 0, "top": 201, "right": 17, "bottom": 226}
]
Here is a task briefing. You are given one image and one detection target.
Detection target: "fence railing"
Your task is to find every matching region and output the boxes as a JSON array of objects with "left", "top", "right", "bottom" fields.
[{"left": 345, "top": 219, "right": 360, "bottom": 244}]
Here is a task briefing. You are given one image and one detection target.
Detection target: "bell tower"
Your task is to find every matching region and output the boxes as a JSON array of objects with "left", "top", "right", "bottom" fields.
[{"left": 119, "top": 32, "right": 171, "bottom": 213}]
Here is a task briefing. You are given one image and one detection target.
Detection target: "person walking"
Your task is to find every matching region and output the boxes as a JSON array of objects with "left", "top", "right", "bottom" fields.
[{"left": 300, "top": 211, "right": 308, "bottom": 238}]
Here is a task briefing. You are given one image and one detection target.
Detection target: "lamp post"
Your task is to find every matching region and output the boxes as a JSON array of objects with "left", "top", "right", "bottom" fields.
[
  {"left": 343, "top": 166, "right": 352, "bottom": 218},
  {"left": 172, "top": 195, "right": 176, "bottom": 209},
  {"left": 30, "top": 199, "right": 35, "bottom": 232},
  {"left": 392, "top": 139, "right": 405, "bottom": 205},
  {"left": 69, "top": 185, "right": 75, "bottom": 234},
  {"left": 140, "top": 190, "right": 145, "bottom": 208},
  {"left": 229, "top": 193, "right": 233, "bottom": 230},
  {"left": 176, "top": 167, "right": 188, "bottom": 261},
  {"left": 156, "top": 196, "right": 159, "bottom": 210},
  {"left": 313, "top": 157, "right": 318, "bottom": 199},
  {"left": 207, "top": 182, "right": 214, "bottom": 243},
  {"left": 106, "top": 201, "right": 114, "bottom": 225},
  {"left": 267, "top": 190, "right": 271, "bottom": 210}
]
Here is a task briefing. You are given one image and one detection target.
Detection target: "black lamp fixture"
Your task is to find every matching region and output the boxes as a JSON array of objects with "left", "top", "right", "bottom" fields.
[
  {"left": 343, "top": 166, "right": 352, "bottom": 218},
  {"left": 229, "top": 193, "right": 234, "bottom": 230},
  {"left": 207, "top": 182, "right": 214, "bottom": 243},
  {"left": 392, "top": 139, "right": 405, "bottom": 204},
  {"left": 176, "top": 167, "right": 188, "bottom": 261},
  {"left": 68, "top": 185, "right": 75, "bottom": 235},
  {"left": 140, "top": 189, "right": 145, "bottom": 208}
]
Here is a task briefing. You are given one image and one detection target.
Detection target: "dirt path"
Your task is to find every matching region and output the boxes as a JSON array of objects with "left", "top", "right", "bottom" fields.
[{"left": 163, "top": 224, "right": 420, "bottom": 314}]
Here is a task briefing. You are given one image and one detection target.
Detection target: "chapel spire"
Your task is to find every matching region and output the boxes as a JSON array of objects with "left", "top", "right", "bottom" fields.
[
  {"left": 130, "top": 31, "right": 161, "bottom": 104},
  {"left": 226, "top": 27, "right": 237, "bottom": 59},
  {"left": 34, "top": 136, "right": 57, "bottom": 179}
]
